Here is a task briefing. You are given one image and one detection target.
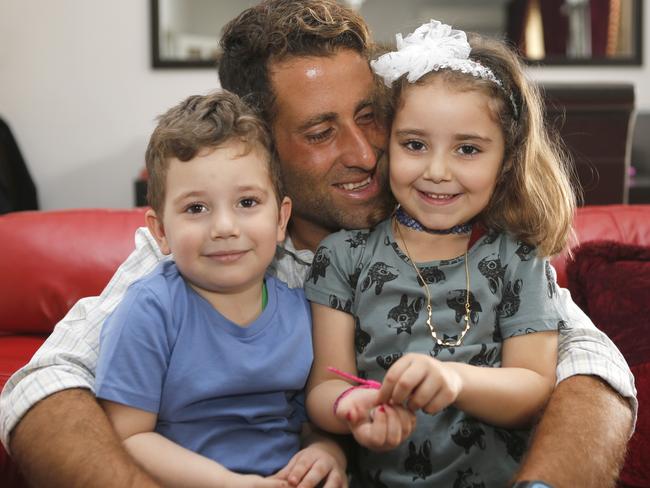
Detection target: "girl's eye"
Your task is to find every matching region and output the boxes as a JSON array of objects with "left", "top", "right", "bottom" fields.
[
  {"left": 238, "top": 198, "right": 259, "bottom": 208},
  {"left": 404, "top": 140, "right": 426, "bottom": 152},
  {"left": 185, "top": 203, "right": 207, "bottom": 214},
  {"left": 458, "top": 144, "right": 479, "bottom": 156},
  {"left": 306, "top": 128, "right": 333, "bottom": 143}
]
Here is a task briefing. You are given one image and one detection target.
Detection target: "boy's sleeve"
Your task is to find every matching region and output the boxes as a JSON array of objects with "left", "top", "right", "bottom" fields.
[{"left": 95, "top": 280, "right": 173, "bottom": 414}]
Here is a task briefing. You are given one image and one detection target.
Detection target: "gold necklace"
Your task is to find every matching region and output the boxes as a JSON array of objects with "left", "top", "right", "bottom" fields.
[{"left": 395, "top": 218, "right": 472, "bottom": 347}]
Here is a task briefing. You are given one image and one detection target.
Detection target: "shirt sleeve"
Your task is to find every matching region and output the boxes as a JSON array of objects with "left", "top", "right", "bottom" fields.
[
  {"left": 555, "top": 287, "right": 638, "bottom": 426},
  {"left": 95, "top": 279, "right": 173, "bottom": 413},
  {"left": 0, "top": 227, "right": 167, "bottom": 450}
]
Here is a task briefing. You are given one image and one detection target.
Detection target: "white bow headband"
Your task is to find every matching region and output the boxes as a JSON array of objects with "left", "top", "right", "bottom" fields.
[{"left": 371, "top": 20, "right": 519, "bottom": 119}]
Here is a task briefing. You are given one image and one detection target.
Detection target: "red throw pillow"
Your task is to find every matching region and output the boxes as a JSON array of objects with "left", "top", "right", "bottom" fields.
[
  {"left": 566, "top": 240, "right": 650, "bottom": 487},
  {"left": 566, "top": 240, "right": 650, "bottom": 367}
]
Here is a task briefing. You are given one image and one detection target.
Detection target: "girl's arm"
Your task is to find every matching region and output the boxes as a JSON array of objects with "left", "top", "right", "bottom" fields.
[
  {"left": 306, "top": 303, "right": 416, "bottom": 449},
  {"left": 305, "top": 303, "right": 359, "bottom": 434},
  {"left": 100, "top": 400, "right": 288, "bottom": 488},
  {"left": 451, "top": 330, "right": 558, "bottom": 427},
  {"left": 378, "top": 330, "right": 558, "bottom": 429}
]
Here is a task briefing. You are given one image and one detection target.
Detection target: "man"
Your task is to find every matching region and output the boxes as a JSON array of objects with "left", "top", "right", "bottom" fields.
[{"left": 0, "top": 1, "right": 635, "bottom": 487}]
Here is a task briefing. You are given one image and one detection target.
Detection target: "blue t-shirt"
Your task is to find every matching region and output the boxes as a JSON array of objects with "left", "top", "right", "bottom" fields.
[{"left": 95, "top": 261, "right": 313, "bottom": 476}]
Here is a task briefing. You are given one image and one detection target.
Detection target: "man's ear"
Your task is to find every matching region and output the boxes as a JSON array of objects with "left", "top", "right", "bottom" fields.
[
  {"left": 276, "top": 196, "right": 292, "bottom": 243},
  {"left": 145, "top": 208, "right": 171, "bottom": 255}
]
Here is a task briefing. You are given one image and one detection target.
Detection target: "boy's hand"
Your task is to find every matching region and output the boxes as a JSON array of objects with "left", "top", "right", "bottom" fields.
[
  {"left": 273, "top": 444, "right": 347, "bottom": 488},
  {"left": 377, "top": 353, "right": 462, "bottom": 414},
  {"left": 336, "top": 388, "right": 416, "bottom": 451}
]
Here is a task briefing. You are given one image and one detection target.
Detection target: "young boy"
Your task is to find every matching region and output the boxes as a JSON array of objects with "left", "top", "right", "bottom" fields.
[{"left": 95, "top": 91, "right": 344, "bottom": 487}]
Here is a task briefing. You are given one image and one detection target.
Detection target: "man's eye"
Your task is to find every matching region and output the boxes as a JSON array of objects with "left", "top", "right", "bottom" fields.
[
  {"left": 306, "top": 128, "right": 333, "bottom": 143},
  {"left": 404, "top": 140, "right": 426, "bottom": 152},
  {"left": 186, "top": 203, "right": 207, "bottom": 214},
  {"left": 238, "top": 198, "right": 259, "bottom": 208},
  {"left": 356, "top": 110, "right": 375, "bottom": 125},
  {"left": 458, "top": 144, "right": 479, "bottom": 156}
]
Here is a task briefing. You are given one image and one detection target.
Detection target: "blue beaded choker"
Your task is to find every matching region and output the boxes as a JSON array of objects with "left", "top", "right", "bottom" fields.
[{"left": 395, "top": 206, "right": 472, "bottom": 235}]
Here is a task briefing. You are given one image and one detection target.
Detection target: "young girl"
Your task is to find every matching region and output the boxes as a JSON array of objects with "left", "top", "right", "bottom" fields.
[{"left": 304, "top": 20, "right": 581, "bottom": 487}]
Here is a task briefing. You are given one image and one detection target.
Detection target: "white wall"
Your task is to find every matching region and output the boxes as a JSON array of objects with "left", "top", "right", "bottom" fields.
[
  {"left": 1, "top": 0, "right": 649, "bottom": 210},
  {"left": 0, "top": 0, "right": 220, "bottom": 210}
]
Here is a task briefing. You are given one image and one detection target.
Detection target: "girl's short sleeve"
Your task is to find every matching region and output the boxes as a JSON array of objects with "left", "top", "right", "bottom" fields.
[
  {"left": 497, "top": 246, "right": 564, "bottom": 339},
  {"left": 303, "top": 229, "right": 368, "bottom": 314}
]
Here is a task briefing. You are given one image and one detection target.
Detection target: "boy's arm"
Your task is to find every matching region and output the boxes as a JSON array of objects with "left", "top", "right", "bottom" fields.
[{"left": 101, "top": 400, "right": 288, "bottom": 488}]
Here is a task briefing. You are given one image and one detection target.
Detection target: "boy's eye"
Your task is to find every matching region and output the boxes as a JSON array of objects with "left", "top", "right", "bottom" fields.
[
  {"left": 404, "top": 140, "right": 426, "bottom": 152},
  {"left": 185, "top": 203, "right": 207, "bottom": 214},
  {"left": 238, "top": 197, "right": 259, "bottom": 208},
  {"left": 458, "top": 144, "right": 479, "bottom": 156}
]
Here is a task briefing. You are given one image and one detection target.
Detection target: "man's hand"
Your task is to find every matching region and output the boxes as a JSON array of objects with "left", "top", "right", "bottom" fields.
[
  {"left": 335, "top": 388, "right": 416, "bottom": 451},
  {"left": 273, "top": 444, "right": 347, "bottom": 488},
  {"left": 10, "top": 388, "right": 160, "bottom": 488}
]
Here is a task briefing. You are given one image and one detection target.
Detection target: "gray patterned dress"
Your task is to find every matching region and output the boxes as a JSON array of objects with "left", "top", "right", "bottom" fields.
[{"left": 304, "top": 218, "right": 570, "bottom": 488}]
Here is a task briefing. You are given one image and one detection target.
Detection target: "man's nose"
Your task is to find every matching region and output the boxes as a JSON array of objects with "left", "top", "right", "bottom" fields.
[
  {"left": 338, "top": 123, "right": 379, "bottom": 170},
  {"left": 210, "top": 209, "right": 239, "bottom": 239}
]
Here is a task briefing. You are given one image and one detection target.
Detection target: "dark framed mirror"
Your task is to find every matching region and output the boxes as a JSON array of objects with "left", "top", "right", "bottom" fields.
[{"left": 151, "top": 0, "right": 643, "bottom": 69}]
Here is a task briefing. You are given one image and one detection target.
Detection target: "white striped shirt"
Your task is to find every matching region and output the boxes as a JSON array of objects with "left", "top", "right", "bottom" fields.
[{"left": 0, "top": 228, "right": 637, "bottom": 449}]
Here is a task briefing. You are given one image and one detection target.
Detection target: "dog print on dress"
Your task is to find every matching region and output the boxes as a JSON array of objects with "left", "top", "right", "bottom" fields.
[
  {"left": 447, "top": 290, "right": 482, "bottom": 324},
  {"left": 494, "top": 428, "right": 527, "bottom": 463},
  {"left": 360, "top": 262, "right": 399, "bottom": 295},
  {"left": 515, "top": 241, "right": 536, "bottom": 261},
  {"left": 404, "top": 440, "right": 433, "bottom": 481},
  {"left": 387, "top": 294, "right": 424, "bottom": 335},
  {"left": 478, "top": 254, "right": 507, "bottom": 294},
  {"left": 450, "top": 417, "right": 486, "bottom": 454},
  {"left": 376, "top": 352, "right": 403, "bottom": 370},
  {"left": 468, "top": 344, "right": 499, "bottom": 367},
  {"left": 307, "top": 247, "right": 330, "bottom": 284},
  {"left": 453, "top": 467, "right": 486, "bottom": 488},
  {"left": 496, "top": 280, "right": 522, "bottom": 318},
  {"left": 545, "top": 261, "right": 557, "bottom": 298}
]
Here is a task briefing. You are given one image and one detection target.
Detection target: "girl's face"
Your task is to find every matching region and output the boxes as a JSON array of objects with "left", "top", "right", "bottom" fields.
[{"left": 389, "top": 76, "right": 505, "bottom": 230}]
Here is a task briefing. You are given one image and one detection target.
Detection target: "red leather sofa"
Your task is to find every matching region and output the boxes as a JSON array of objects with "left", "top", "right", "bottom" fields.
[{"left": 1, "top": 205, "right": 649, "bottom": 487}]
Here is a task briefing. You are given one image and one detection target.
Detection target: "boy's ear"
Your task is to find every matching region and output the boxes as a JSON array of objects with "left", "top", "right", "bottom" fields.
[
  {"left": 145, "top": 209, "right": 171, "bottom": 255},
  {"left": 276, "top": 196, "right": 292, "bottom": 243}
]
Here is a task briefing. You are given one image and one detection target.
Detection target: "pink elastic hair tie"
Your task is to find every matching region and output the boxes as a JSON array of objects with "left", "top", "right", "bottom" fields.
[{"left": 328, "top": 366, "right": 381, "bottom": 416}]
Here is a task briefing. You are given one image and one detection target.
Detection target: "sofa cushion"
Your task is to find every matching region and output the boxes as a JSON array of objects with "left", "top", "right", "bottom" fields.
[{"left": 566, "top": 240, "right": 650, "bottom": 487}]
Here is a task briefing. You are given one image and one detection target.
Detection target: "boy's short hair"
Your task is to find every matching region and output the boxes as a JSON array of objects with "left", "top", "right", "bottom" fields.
[{"left": 145, "top": 90, "right": 283, "bottom": 214}]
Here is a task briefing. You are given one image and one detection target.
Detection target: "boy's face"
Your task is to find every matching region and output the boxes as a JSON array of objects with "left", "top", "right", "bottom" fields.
[{"left": 146, "top": 140, "right": 291, "bottom": 298}]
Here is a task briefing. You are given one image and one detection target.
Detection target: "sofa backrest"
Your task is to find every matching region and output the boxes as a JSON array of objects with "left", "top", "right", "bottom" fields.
[
  {"left": 0, "top": 205, "right": 649, "bottom": 335},
  {"left": 0, "top": 208, "right": 146, "bottom": 334}
]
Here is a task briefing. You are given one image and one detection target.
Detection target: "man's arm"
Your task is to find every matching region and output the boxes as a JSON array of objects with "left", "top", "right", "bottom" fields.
[
  {"left": 515, "top": 375, "right": 631, "bottom": 487},
  {"left": 10, "top": 389, "right": 160, "bottom": 488}
]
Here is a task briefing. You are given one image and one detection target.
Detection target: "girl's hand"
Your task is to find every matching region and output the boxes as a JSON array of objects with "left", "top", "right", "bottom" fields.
[
  {"left": 377, "top": 353, "right": 463, "bottom": 414},
  {"left": 336, "top": 388, "right": 416, "bottom": 451},
  {"left": 273, "top": 444, "right": 347, "bottom": 488}
]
